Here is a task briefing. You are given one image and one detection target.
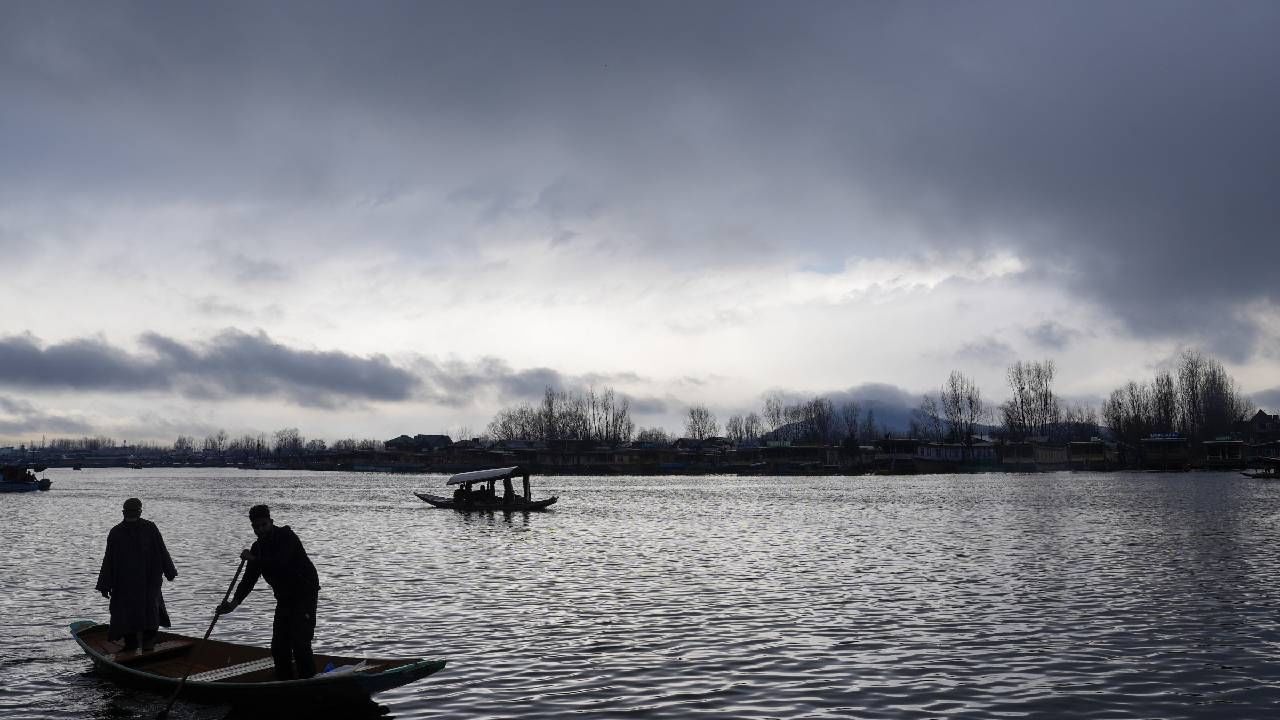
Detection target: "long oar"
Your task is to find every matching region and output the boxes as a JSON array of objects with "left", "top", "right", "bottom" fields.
[{"left": 156, "top": 557, "right": 247, "bottom": 720}]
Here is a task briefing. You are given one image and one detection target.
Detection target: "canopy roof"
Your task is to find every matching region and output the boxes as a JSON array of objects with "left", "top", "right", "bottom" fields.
[{"left": 446, "top": 466, "right": 525, "bottom": 486}]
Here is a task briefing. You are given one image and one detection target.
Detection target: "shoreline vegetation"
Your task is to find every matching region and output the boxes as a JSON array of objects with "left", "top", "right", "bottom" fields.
[{"left": 4, "top": 350, "right": 1276, "bottom": 476}]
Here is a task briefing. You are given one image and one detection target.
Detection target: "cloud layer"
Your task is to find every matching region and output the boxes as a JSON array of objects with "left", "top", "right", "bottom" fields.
[
  {"left": 2, "top": 2, "right": 1278, "bottom": 439},
  {"left": 0, "top": 331, "right": 418, "bottom": 407}
]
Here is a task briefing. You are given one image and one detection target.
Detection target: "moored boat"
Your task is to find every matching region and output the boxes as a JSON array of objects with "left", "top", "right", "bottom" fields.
[
  {"left": 415, "top": 466, "right": 557, "bottom": 511},
  {"left": 0, "top": 465, "right": 48, "bottom": 493},
  {"left": 1241, "top": 457, "right": 1280, "bottom": 479},
  {"left": 70, "top": 620, "right": 445, "bottom": 708}
]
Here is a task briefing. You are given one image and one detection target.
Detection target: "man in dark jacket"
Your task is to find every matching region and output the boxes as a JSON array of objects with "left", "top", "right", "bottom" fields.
[
  {"left": 216, "top": 504, "right": 321, "bottom": 679},
  {"left": 96, "top": 497, "right": 178, "bottom": 652}
]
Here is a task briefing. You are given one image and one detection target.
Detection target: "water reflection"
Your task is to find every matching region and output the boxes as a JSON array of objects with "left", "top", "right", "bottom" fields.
[{"left": 7, "top": 469, "right": 1280, "bottom": 719}]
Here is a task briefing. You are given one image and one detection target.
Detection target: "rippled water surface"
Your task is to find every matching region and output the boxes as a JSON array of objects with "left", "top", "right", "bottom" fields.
[{"left": 4, "top": 468, "right": 1280, "bottom": 719}]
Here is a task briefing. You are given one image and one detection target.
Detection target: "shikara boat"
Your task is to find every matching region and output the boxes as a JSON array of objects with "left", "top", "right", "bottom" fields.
[
  {"left": 415, "top": 466, "right": 557, "bottom": 511},
  {"left": 70, "top": 620, "right": 445, "bottom": 707}
]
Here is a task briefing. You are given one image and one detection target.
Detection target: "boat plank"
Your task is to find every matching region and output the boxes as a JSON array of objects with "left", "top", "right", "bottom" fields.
[{"left": 189, "top": 657, "right": 277, "bottom": 682}]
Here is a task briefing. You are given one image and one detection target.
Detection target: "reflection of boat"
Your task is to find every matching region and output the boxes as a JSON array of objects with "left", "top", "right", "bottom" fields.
[
  {"left": 1, "top": 465, "right": 49, "bottom": 493},
  {"left": 415, "top": 466, "right": 557, "bottom": 511},
  {"left": 69, "top": 620, "right": 446, "bottom": 708},
  {"left": 1241, "top": 457, "right": 1280, "bottom": 479}
]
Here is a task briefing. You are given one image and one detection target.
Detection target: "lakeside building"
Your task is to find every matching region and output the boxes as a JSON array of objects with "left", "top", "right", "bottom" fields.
[
  {"left": 913, "top": 441, "right": 998, "bottom": 473},
  {"left": 1202, "top": 439, "right": 1247, "bottom": 470},
  {"left": 1140, "top": 435, "right": 1191, "bottom": 471},
  {"left": 1069, "top": 439, "right": 1115, "bottom": 470},
  {"left": 14, "top": 422, "right": 1276, "bottom": 475}
]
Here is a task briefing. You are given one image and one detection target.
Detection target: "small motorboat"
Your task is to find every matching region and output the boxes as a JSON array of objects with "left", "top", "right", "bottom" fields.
[
  {"left": 70, "top": 620, "right": 445, "bottom": 709},
  {"left": 415, "top": 466, "right": 557, "bottom": 511}
]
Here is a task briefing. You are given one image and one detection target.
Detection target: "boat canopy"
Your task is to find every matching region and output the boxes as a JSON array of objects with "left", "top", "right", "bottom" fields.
[{"left": 446, "top": 466, "right": 525, "bottom": 486}]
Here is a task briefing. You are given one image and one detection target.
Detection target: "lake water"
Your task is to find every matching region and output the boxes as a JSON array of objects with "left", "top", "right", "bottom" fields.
[{"left": 3, "top": 468, "right": 1280, "bottom": 719}]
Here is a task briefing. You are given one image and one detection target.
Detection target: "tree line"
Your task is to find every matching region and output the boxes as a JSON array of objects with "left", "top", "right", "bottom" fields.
[
  {"left": 16, "top": 351, "right": 1257, "bottom": 454},
  {"left": 474, "top": 349, "right": 1254, "bottom": 450},
  {"left": 906, "top": 350, "right": 1251, "bottom": 447}
]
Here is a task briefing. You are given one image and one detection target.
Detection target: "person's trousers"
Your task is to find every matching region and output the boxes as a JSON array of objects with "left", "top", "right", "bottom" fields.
[
  {"left": 271, "top": 597, "right": 317, "bottom": 680},
  {"left": 123, "top": 628, "right": 157, "bottom": 651}
]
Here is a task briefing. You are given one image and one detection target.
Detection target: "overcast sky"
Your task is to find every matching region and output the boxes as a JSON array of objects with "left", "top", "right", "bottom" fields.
[{"left": 3, "top": 1, "right": 1279, "bottom": 444}]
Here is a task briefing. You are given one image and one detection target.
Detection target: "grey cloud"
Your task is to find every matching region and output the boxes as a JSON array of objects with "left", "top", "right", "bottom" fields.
[
  {"left": 414, "top": 356, "right": 660, "bottom": 410},
  {"left": 0, "top": 330, "right": 419, "bottom": 407},
  {"left": 954, "top": 338, "right": 1017, "bottom": 367},
  {"left": 0, "top": 394, "right": 93, "bottom": 435},
  {"left": 0, "top": 334, "right": 165, "bottom": 391},
  {"left": 3, "top": 2, "right": 1278, "bottom": 357},
  {"left": 1026, "top": 321, "right": 1081, "bottom": 351},
  {"left": 191, "top": 295, "right": 253, "bottom": 318},
  {"left": 760, "top": 383, "right": 921, "bottom": 434},
  {"left": 628, "top": 396, "right": 669, "bottom": 415},
  {"left": 225, "top": 255, "right": 291, "bottom": 285},
  {"left": 1253, "top": 388, "right": 1280, "bottom": 414}
]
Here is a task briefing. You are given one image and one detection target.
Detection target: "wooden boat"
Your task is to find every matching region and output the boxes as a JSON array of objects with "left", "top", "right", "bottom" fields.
[
  {"left": 415, "top": 466, "right": 557, "bottom": 511},
  {"left": 70, "top": 620, "right": 446, "bottom": 708}
]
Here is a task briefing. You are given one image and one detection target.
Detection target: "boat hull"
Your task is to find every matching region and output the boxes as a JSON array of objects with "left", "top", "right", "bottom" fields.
[
  {"left": 70, "top": 621, "right": 445, "bottom": 707},
  {"left": 0, "top": 481, "right": 40, "bottom": 493},
  {"left": 414, "top": 492, "right": 557, "bottom": 511}
]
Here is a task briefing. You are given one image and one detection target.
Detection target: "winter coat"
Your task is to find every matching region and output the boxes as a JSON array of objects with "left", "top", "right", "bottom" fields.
[
  {"left": 231, "top": 525, "right": 320, "bottom": 609},
  {"left": 96, "top": 518, "right": 177, "bottom": 640}
]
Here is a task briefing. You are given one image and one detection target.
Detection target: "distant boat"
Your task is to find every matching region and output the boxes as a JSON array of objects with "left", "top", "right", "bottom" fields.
[
  {"left": 69, "top": 620, "right": 446, "bottom": 709},
  {"left": 0, "top": 465, "right": 48, "bottom": 493},
  {"left": 415, "top": 466, "right": 557, "bottom": 511},
  {"left": 1241, "top": 457, "right": 1280, "bottom": 479}
]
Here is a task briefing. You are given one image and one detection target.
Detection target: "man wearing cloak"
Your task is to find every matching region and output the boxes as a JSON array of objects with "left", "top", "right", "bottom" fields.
[{"left": 96, "top": 497, "right": 178, "bottom": 652}]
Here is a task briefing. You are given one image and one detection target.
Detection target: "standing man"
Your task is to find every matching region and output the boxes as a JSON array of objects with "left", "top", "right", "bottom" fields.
[
  {"left": 96, "top": 497, "right": 178, "bottom": 653},
  {"left": 216, "top": 505, "right": 321, "bottom": 679}
]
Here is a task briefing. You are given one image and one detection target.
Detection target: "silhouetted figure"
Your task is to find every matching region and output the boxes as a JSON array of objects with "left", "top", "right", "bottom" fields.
[
  {"left": 216, "top": 505, "right": 321, "bottom": 680},
  {"left": 96, "top": 498, "right": 178, "bottom": 652},
  {"left": 503, "top": 477, "right": 516, "bottom": 505}
]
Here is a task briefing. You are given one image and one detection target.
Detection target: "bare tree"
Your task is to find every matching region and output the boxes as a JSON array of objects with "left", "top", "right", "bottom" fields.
[
  {"left": 1001, "top": 360, "right": 1059, "bottom": 440},
  {"left": 725, "top": 414, "right": 746, "bottom": 442},
  {"left": 837, "top": 401, "right": 861, "bottom": 443},
  {"left": 1152, "top": 371, "right": 1176, "bottom": 434},
  {"left": 685, "top": 404, "right": 719, "bottom": 440},
  {"left": 742, "top": 412, "right": 763, "bottom": 442},
  {"left": 940, "top": 371, "right": 986, "bottom": 447},
  {"left": 1175, "top": 349, "right": 1253, "bottom": 440},
  {"left": 915, "top": 393, "right": 945, "bottom": 442},
  {"left": 636, "top": 427, "right": 672, "bottom": 445},
  {"left": 763, "top": 392, "right": 786, "bottom": 436},
  {"left": 1061, "top": 403, "right": 1100, "bottom": 442},
  {"left": 273, "top": 427, "right": 304, "bottom": 455},
  {"left": 860, "top": 407, "right": 879, "bottom": 441}
]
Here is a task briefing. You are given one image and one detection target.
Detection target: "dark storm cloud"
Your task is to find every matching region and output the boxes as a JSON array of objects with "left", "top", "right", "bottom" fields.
[
  {"left": 0, "top": 395, "right": 93, "bottom": 435},
  {"left": 0, "top": 331, "right": 419, "bottom": 406},
  {"left": 4, "top": 2, "right": 1279, "bottom": 355}
]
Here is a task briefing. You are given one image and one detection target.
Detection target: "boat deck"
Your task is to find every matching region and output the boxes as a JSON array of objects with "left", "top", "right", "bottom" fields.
[{"left": 78, "top": 624, "right": 392, "bottom": 683}]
